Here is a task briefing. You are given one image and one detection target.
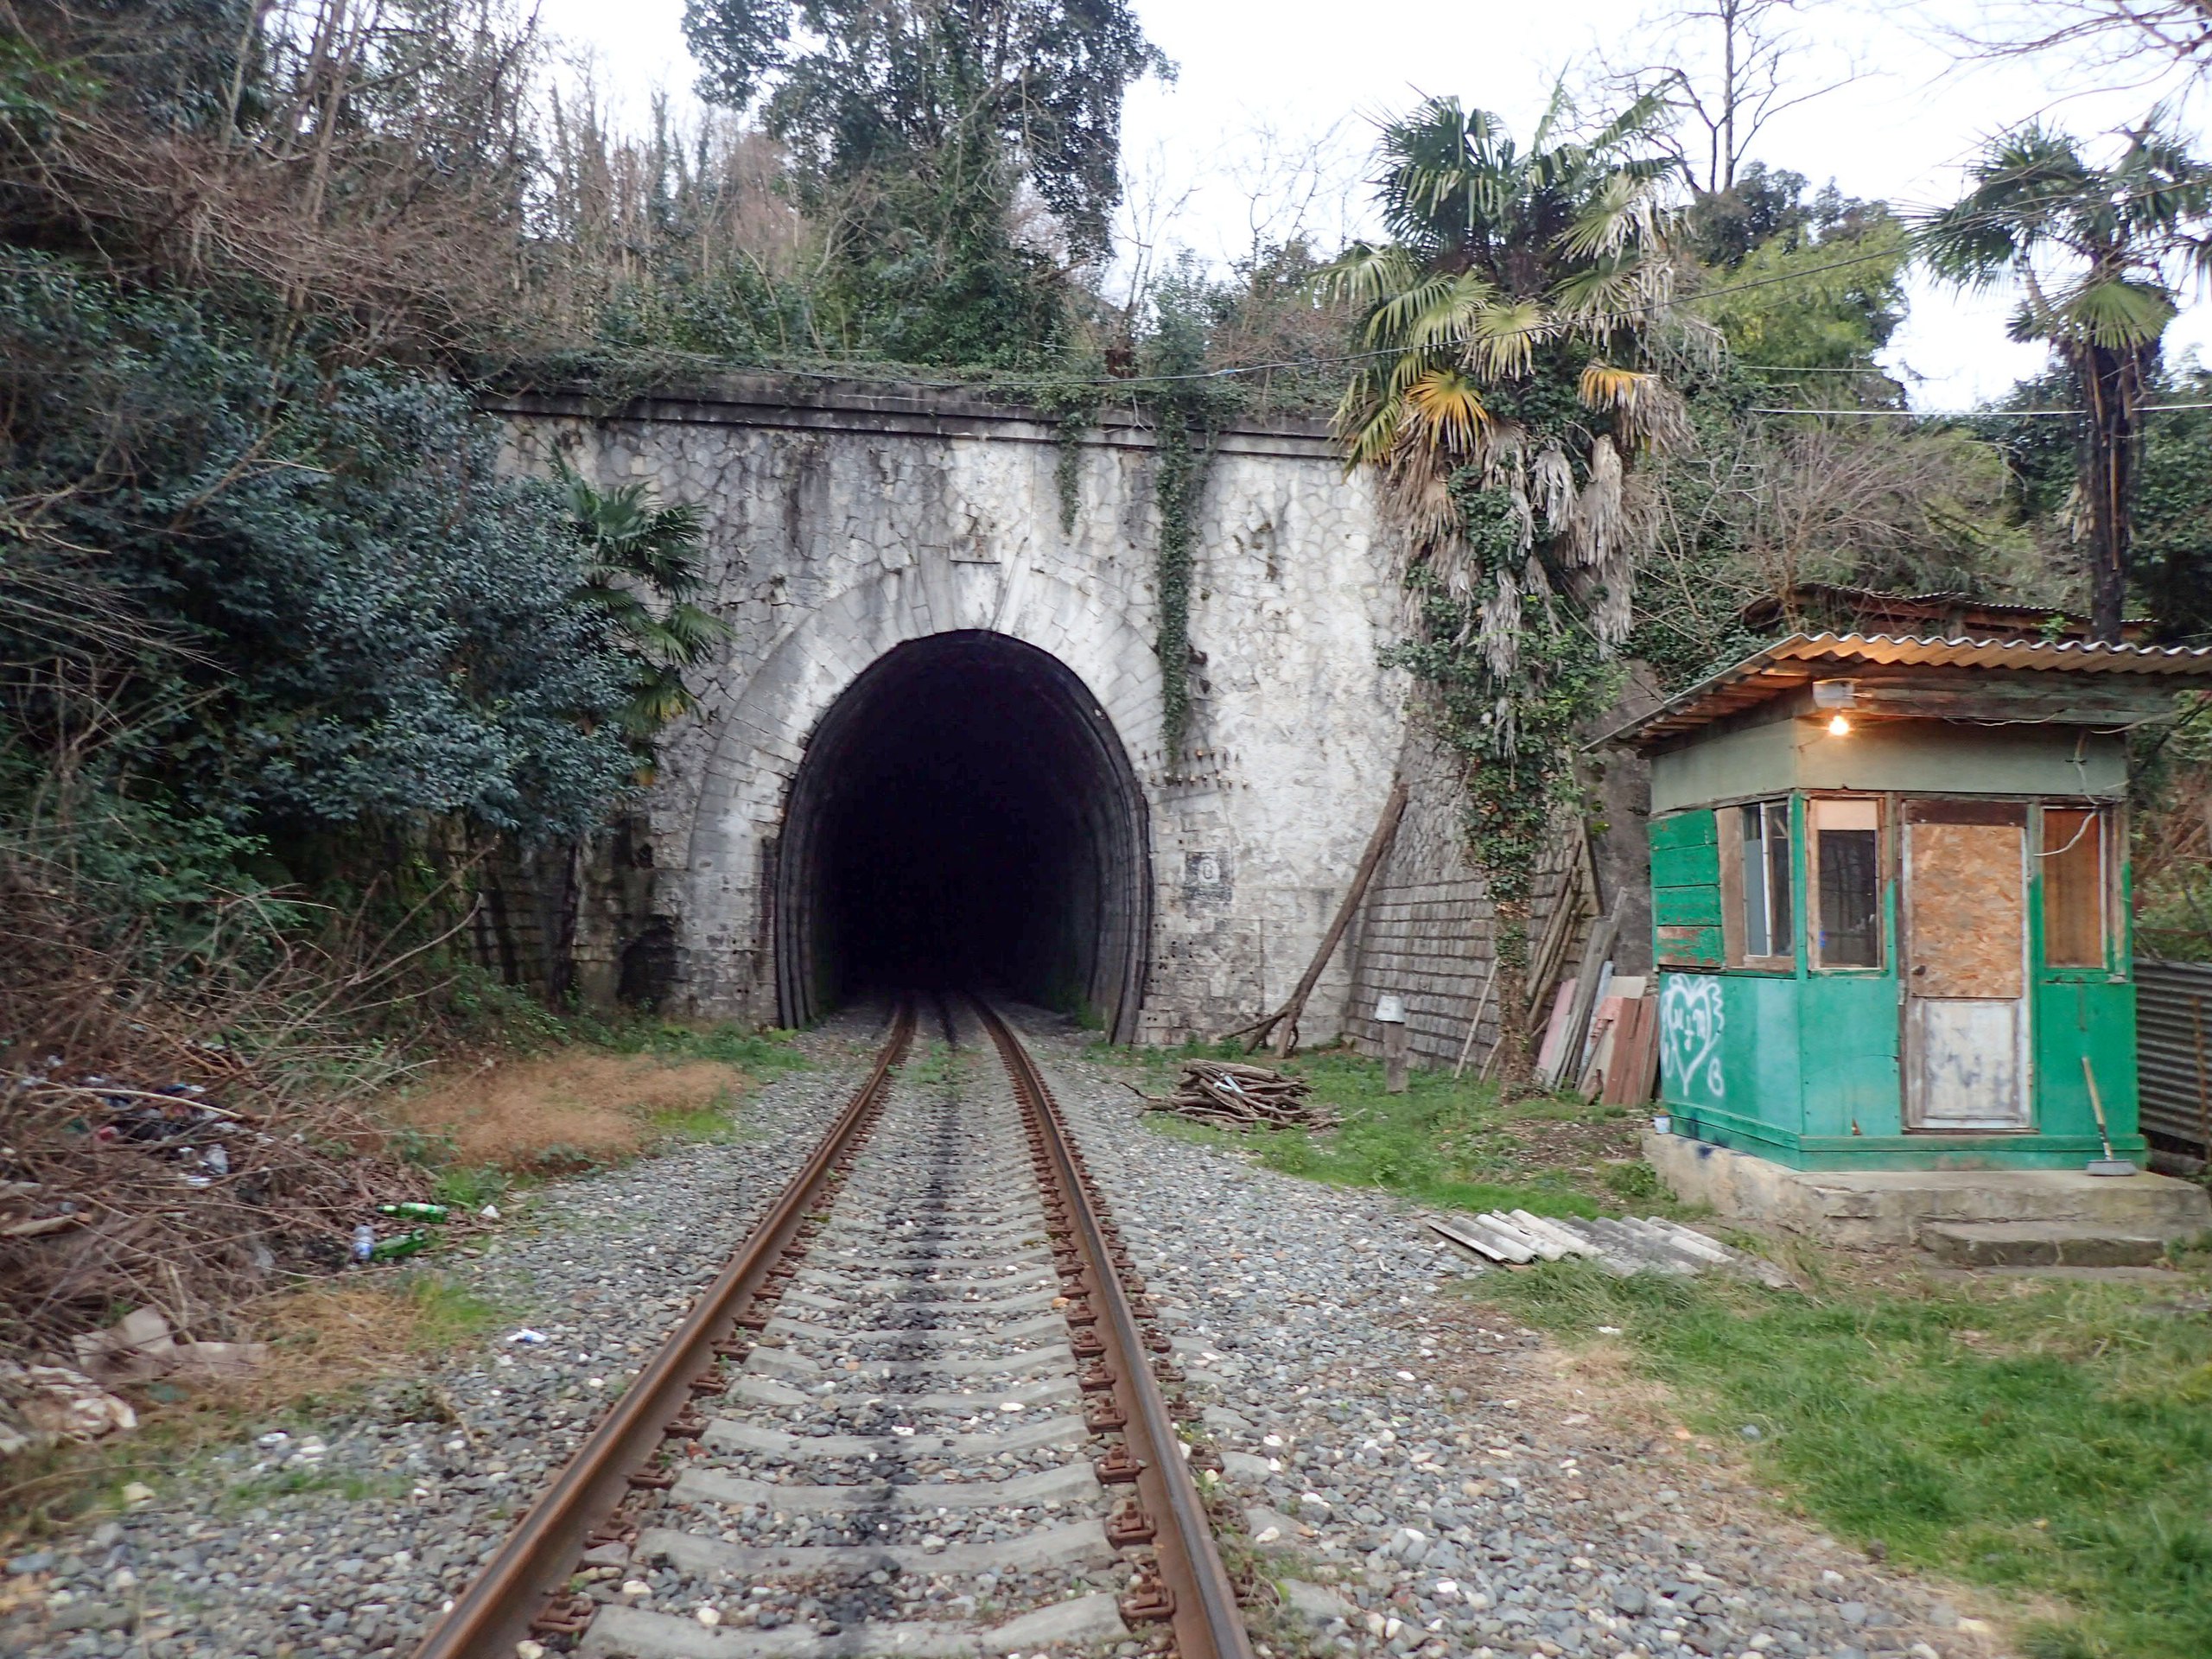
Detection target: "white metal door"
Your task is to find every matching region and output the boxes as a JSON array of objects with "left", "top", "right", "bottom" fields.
[{"left": 1904, "top": 804, "right": 2031, "bottom": 1130}]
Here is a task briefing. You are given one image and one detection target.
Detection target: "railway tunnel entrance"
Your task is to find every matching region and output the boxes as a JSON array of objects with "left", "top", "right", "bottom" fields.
[{"left": 772, "top": 632, "right": 1151, "bottom": 1040}]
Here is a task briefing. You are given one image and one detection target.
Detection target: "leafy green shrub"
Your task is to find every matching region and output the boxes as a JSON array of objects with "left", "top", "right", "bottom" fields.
[{"left": 0, "top": 250, "right": 638, "bottom": 846}]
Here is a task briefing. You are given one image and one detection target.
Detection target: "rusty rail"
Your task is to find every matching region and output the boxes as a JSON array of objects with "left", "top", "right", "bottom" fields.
[
  {"left": 973, "top": 998, "right": 1257, "bottom": 1659},
  {"left": 409, "top": 1001, "right": 916, "bottom": 1659}
]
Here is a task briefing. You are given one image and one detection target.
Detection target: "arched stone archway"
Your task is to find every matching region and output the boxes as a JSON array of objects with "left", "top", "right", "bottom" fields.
[
  {"left": 676, "top": 558, "right": 1163, "bottom": 1035},
  {"left": 506, "top": 378, "right": 1406, "bottom": 1047},
  {"left": 772, "top": 632, "right": 1151, "bottom": 1039}
]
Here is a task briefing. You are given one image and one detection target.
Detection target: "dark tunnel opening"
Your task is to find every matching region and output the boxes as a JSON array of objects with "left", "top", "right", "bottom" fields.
[{"left": 773, "top": 632, "right": 1150, "bottom": 1040}]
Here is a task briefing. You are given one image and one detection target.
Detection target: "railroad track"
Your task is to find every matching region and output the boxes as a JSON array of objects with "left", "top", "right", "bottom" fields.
[{"left": 412, "top": 995, "right": 1254, "bottom": 1659}]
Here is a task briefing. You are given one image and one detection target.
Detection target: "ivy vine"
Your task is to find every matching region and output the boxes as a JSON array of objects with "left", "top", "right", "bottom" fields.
[
  {"left": 1138, "top": 276, "right": 1242, "bottom": 762},
  {"left": 1030, "top": 375, "right": 1106, "bottom": 537}
]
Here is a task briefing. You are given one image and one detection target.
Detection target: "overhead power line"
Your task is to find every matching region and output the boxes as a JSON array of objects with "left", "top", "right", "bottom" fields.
[{"left": 1751, "top": 401, "right": 2212, "bottom": 418}]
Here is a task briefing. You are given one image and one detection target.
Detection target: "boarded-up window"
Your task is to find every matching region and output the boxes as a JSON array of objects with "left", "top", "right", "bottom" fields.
[
  {"left": 1811, "top": 797, "right": 1881, "bottom": 969},
  {"left": 2042, "top": 807, "right": 2107, "bottom": 968},
  {"left": 1737, "top": 799, "right": 1793, "bottom": 963},
  {"left": 1650, "top": 810, "right": 1724, "bottom": 968}
]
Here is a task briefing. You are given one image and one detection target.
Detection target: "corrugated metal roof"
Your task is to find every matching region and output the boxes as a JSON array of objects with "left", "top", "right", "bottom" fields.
[{"left": 1597, "top": 632, "right": 2212, "bottom": 748}]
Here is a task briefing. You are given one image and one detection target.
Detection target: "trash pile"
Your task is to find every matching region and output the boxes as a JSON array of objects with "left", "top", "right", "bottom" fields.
[
  {"left": 1138, "top": 1060, "right": 1340, "bottom": 1132},
  {"left": 0, "top": 1060, "right": 442, "bottom": 1446}
]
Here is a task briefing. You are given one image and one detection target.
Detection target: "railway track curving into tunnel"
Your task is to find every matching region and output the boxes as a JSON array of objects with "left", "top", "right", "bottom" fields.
[{"left": 410, "top": 995, "right": 1255, "bottom": 1659}]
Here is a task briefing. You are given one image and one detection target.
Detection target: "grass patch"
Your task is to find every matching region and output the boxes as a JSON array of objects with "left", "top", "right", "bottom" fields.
[
  {"left": 391, "top": 1023, "right": 804, "bottom": 1177},
  {"left": 1119, "top": 1040, "right": 1653, "bottom": 1218},
  {"left": 1484, "top": 1259, "right": 2212, "bottom": 1659}
]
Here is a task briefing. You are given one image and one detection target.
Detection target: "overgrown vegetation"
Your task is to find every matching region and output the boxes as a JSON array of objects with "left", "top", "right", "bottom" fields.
[
  {"left": 1489, "top": 1258, "right": 2212, "bottom": 1659},
  {"left": 1319, "top": 92, "right": 1687, "bottom": 1087}
]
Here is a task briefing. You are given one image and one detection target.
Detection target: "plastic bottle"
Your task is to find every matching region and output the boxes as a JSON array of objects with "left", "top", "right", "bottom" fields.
[
  {"left": 351, "top": 1224, "right": 376, "bottom": 1264},
  {"left": 376, "top": 1202, "right": 448, "bottom": 1222}
]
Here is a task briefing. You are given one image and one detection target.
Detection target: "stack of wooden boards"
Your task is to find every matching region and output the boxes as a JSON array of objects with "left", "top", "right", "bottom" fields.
[
  {"left": 1535, "top": 971, "right": 1661, "bottom": 1104},
  {"left": 1139, "top": 1060, "right": 1340, "bottom": 1132},
  {"left": 1426, "top": 1208, "right": 1790, "bottom": 1286}
]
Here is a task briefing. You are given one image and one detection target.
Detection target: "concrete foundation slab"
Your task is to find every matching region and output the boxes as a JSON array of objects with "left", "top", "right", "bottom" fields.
[{"left": 1644, "top": 1131, "right": 2212, "bottom": 1247}]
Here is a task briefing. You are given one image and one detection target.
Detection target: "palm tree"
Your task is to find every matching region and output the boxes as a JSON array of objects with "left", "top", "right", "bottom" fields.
[
  {"left": 1919, "top": 116, "right": 2212, "bottom": 642},
  {"left": 1319, "top": 90, "right": 1690, "bottom": 1089},
  {"left": 563, "top": 468, "right": 733, "bottom": 746}
]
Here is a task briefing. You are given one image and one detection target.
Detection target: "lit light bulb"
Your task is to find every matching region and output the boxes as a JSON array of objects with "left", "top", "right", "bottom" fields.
[{"left": 1827, "top": 713, "right": 1852, "bottom": 736}]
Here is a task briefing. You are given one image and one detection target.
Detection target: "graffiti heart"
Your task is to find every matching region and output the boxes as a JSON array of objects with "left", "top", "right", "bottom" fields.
[{"left": 1659, "top": 975, "right": 1726, "bottom": 1101}]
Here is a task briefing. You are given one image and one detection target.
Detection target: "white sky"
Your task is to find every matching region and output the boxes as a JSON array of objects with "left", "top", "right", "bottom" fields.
[{"left": 533, "top": 0, "right": 2212, "bottom": 411}]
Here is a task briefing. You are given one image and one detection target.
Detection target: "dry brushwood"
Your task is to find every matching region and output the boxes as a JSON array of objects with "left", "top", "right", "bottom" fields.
[
  {"left": 0, "top": 826, "right": 473, "bottom": 1367},
  {"left": 1137, "top": 1061, "right": 1338, "bottom": 1132}
]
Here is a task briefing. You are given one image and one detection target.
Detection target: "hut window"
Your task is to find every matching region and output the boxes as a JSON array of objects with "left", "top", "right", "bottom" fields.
[
  {"left": 2041, "top": 807, "right": 2107, "bottom": 968},
  {"left": 1738, "top": 800, "right": 1794, "bottom": 962},
  {"left": 1810, "top": 797, "right": 1881, "bottom": 969}
]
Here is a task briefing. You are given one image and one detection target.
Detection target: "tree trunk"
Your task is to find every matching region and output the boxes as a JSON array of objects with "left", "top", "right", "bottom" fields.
[
  {"left": 1488, "top": 895, "right": 1535, "bottom": 1094},
  {"left": 2075, "top": 340, "right": 2146, "bottom": 645}
]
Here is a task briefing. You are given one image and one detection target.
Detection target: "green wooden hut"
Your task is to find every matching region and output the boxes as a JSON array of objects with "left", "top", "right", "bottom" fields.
[{"left": 1602, "top": 633, "right": 2212, "bottom": 1172}]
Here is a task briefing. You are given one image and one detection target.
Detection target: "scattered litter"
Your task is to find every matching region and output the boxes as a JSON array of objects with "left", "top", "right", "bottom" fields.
[
  {"left": 3, "top": 1058, "right": 444, "bottom": 1369},
  {"left": 1426, "top": 1211, "right": 1790, "bottom": 1285},
  {"left": 480, "top": 1204, "right": 501, "bottom": 1220},
  {"left": 73, "top": 1307, "right": 177, "bottom": 1382},
  {"left": 1135, "top": 1061, "right": 1338, "bottom": 1132},
  {"left": 351, "top": 1224, "right": 377, "bottom": 1264},
  {"left": 506, "top": 1329, "right": 549, "bottom": 1345},
  {"left": 359, "top": 1229, "right": 429, "bottom": 1264},
  {"left": 0, "top": 1363, "right": 137, "bottom": 1446}
]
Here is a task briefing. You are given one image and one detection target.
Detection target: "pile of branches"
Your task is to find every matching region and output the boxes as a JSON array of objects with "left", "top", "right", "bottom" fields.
[
  {"left": 1, "top": 1078, "right": 433, "bottom": 1368},
  {"left": 0, "top": 837, "right": 449, "bottom": 1366},
  {"left": 1139, "top": 1060, "right": 1338, "bottom": 1132}
]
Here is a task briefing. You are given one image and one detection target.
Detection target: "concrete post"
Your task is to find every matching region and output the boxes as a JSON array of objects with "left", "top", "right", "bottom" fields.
[{"left": 1377, "top": 993, "right": 1409, "bottom": 1094}]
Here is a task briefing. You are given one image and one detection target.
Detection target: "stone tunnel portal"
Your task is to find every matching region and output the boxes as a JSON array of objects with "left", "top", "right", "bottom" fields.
[{"left": 773, "top": 632, "right": 1151, "bottom": 1040}]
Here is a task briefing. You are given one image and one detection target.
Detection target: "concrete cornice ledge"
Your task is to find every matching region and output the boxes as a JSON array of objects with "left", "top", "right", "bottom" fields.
[{"left": 480, "top": 370, "right": 1344, "bottom": 463}]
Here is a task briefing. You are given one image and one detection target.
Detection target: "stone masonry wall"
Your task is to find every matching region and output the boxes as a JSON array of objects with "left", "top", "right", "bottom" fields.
[{"left": 493, "top": 377, "right": 1408, "bottom": 1043}]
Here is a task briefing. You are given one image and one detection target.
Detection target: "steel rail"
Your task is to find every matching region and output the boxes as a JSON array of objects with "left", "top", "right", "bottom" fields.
[
  {"left": 410, "top": 1001, "right": 916, "bottom": 1659},
  {"left": 972, "top": 998, "right": 1258, "bottom": 1659}
]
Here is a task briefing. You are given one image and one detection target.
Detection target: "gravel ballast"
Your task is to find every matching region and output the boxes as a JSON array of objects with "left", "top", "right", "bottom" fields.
[
  {"left": 1, "top": 1015, "right": 885, "bottom": 1659},
  {"left": 1013, "top": 1009, "right": 1980, "bottom": 1659},
  {"left": 4, "top": 1006, "right": 1992, "bottom": 1659}
]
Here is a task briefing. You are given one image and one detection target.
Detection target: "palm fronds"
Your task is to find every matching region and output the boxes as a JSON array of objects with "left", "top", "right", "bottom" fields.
[{"left": 561, "top": 465, "right": 733, "bottom": 743}]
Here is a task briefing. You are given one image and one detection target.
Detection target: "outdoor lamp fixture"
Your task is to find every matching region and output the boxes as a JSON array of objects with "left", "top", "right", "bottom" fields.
[{"left": 1813, "top": 678, "right": 1857, "bottom": 736}]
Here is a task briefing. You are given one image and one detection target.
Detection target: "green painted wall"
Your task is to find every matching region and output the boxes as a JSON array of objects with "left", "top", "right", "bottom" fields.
[
  {"left": 1650, "top": 716, "right": 2128, "bottom": 813},
  {"left": 1650, "top": 719, "right": 1797, "bottom": 813},
  {"left": 1649, "top": 791, "right": 2145, "bottom": 1171},
  {"left": 1650, "top": 809, "right": 1725, "bottom": 967}
]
